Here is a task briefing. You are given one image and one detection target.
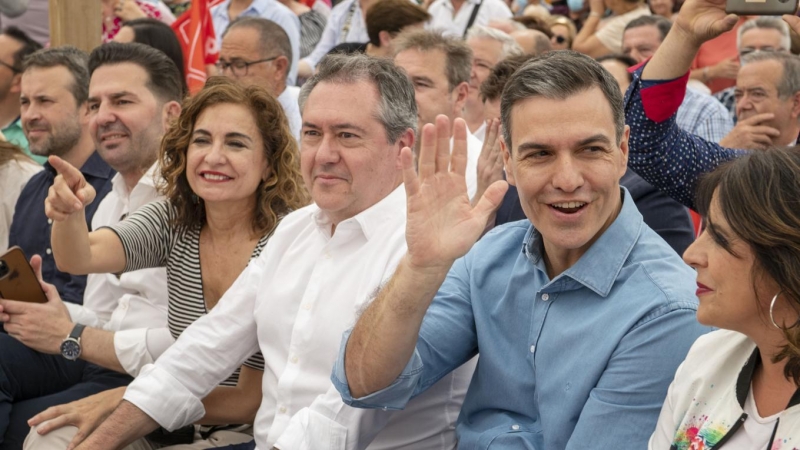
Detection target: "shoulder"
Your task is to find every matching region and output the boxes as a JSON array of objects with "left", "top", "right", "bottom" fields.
[
  {"left": 428, "top": 0, "right": 450, "bottom": 11},
  {"left": 674, "top": 330, "right": 753, "bottom": 386},
  {"left": 330, "top": 0, "right": 356, "bottom": 17},
  {"left": 685, "top": 88, "right": 729, "bottom": 115},
  {"left": 481, "top": 0, "right": 512, "bottom": 14},
  {"left": 468, "top": 220, "right": 530, "bottom": 260}
]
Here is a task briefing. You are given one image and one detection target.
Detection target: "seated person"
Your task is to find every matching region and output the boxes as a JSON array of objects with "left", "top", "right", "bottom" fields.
[
  {"left": 650, "top": 147, "right": 800, "bottom": 449},
  {"left": 334, "top": 51, "right": 709, "bottom": 449},
  {"left": 0, "top": 43, "right": 172, "bottom": 450},
  {"left": 113, "top": 17, "right": 188, "bottom": 95},
  {"left": 0, "top": 27, "right": 42, "bottom": 162},
  {"left": 22, "top": 76, "right": 309, "bottom": 450},
  {"left": 326, "top": 0, "right": 430, "bottom": 58},
  {"left": 0, "top": 140, "right": 40, "bottom": 253}
]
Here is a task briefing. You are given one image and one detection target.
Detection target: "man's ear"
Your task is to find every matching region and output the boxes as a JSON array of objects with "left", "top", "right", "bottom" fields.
[
  {"left": 378, "top": 30, "right": 393, "bottom": 49},
  {"left": 501, "top": 138, "right": 516, "bottom": 186},
  {"left": 453, "top": 81, "right": 470, "bottom": 112},
  {"left": 9, "top": 73, "right": 22, "bottom": 94},
  {"left": 617, "top": 124, "right": 630, "bottom": 178},
  {"left": 791, "top": 90, "right": 800, "bottom": 119},
  {"left": 395, "top": 127, "right": 416, "bottom": 169},
  {"left": 161, "top": 101, "right": 182, "bottom": 132},
  {"left": 273, "top": 55, "right": 290, "bottom": 82}
]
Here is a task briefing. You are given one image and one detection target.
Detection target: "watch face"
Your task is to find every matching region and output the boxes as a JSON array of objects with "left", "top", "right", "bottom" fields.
[{"left": 60, "top": 339, "right": 81, "bottom": 361}]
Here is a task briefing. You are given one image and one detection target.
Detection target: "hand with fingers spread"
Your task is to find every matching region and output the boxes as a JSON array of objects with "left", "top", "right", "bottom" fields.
[
  {"left": 473, "top": 119, "right": 506, "bottom": 207},
  {"left": 45, "top": 155, "right": 97, "bottom": 222},
  {"left": 402, "top": 115, "right": 508, "bottom": 272},
  {"left": 28, "top": 387, "right": 125, "bottom": 450},
  {"left": 0, "top": 254, "right": 74, "bottom": 354},
  {"left": 719, "top": 113, "right": 781, "bottom": 150}
]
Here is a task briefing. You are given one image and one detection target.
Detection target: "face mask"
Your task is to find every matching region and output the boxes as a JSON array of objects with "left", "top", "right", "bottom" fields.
[
  {"left": 567, "top": 0, "right": 584, "bottom": 11},
  {"left": 516, "top": 0, "right": 529, "bottom": 9}
]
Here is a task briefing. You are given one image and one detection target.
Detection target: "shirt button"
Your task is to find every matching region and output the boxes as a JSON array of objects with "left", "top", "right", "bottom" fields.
[
  {"left": 46, "top": 248, "right": 52, "bottom": 255},
  {"left": 290, "top": 356, "right": 298, "bottom": 364},
  {"left": 541, "top": 293, "right": 549, "bottom": 301},
  {"left": 530, "top": 345, "right": 535, "bottom": 353},
  {"left": 279, "top": 406, "right": 287, "bottom": 414},
  {"left": 302, "top": 304, "right": 311, "bottom": 311},
  {"left": 511, "top": 424, "right": 520, "bottom": 431},
  {"left": 47, "top": 218, "right": 53, "bottom": 225}
]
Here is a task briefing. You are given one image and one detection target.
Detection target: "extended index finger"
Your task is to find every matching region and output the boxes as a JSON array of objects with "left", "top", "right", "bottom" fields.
[
  {"left": 48, "top": 155, "right": 84, "bottom": 188},
  {"left": 739, "top": 112, "right": 775, "bottom": 126}
]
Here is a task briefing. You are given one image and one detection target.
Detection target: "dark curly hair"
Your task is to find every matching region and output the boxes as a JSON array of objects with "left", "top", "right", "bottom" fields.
[
  {"left": 158, "top": 76, "right": 309, "bottom": 235},
  {"left": 696, "top": 147, "right": 800, "bottom": 385}
]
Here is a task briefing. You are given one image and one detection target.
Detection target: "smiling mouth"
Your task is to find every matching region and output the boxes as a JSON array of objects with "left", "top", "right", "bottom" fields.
[
  {"left": 549, "top": 201, "right": 587, "bottom": 214},
  {"left": 101, "top": 133, "right": 127, "bottom": 142},
  {"left": 201, "top": 173, "right": 232, "bottom": 181}
]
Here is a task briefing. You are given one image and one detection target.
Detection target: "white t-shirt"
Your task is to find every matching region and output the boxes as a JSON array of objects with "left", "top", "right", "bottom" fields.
[
  {"left": 723, "top": 387, "right": 781, "bottom": 449},
  {"left": 0, "top": 158, "right": 41, "bottom": 253}
]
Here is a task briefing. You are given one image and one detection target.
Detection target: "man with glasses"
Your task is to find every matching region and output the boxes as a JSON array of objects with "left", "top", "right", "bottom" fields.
[
  {"left": 0, "top": 26, "right": 42, "bottom": 162},
  {"left": 622, "top": 16, "right": 732, "bottom": 143},
  {"left": 713, "top": 17, "right": 792, "bottom": 124},
  {"left": 219, "top": 17, "right": 301, "bottom": 140}
]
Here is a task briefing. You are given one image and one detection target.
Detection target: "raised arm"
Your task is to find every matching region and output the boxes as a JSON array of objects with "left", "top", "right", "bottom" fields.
[
  {"left": 46, "top": 156, "right": 126, "bottom": 275},
  {"left": 343, "top": 116, "right": 507, "bottom": 399}
]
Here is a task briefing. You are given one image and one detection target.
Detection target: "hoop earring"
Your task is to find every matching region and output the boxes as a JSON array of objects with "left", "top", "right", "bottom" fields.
[{"left": 770, "top": 291, "right": 784, "bottom": 330}]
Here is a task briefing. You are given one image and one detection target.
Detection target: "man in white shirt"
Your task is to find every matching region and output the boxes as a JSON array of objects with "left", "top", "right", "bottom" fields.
[
  {"left": 463, "top": 25, "right": 522, "bottom": 139},
  {"left": 0, "top": 43, "right": 179, "bottom": 448},
  {"left": 211, "top": 0, "right": 300, "bottom": 85},
  {"left": 73, "top": 54, "right": 474, "bottom": 450},
  {"left": 426, "top": 0, "right": 511, "bottom": 39},
  {"left": 219, "top": 17, "right": 301, "bottom": 141},
  {"left": 393, "top": 29, "right": 481, "bottom": 198}
]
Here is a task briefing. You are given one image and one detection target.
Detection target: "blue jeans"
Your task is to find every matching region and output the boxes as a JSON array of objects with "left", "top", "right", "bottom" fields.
[
  {"left": 217, "top": 441, "right": 256, "bottom": 450},
  {"left": 0, "top": 333, "right": 132, "bottom": 449}
]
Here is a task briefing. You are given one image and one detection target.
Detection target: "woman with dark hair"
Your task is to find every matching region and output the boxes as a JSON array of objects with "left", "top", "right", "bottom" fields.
[
  {"left": 650, "top": 147, "right": 800, "bottom": 449},
  {"left": 113, "top": 18, "right": 187, "bottom": 95},
  {"left": 25, "top": 77, "right": 309, "bottom": 449},
  {"left": 0, "top": 140, "right": 40, "bottom": 253}
]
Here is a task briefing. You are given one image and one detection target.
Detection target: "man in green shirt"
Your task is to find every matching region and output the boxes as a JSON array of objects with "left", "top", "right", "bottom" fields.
[{"left": 0, "top": 26, "right": 43, "bottom": 162}]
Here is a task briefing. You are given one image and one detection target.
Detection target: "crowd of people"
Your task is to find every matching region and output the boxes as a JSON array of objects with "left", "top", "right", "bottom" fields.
[{"left": 0, "top": 0, "right": 800, "bottom": 448}]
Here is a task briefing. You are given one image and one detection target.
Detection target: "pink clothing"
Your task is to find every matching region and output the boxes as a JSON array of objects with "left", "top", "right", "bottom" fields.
[{"left": 102, "top": 0, "right": 163, "bottom": 42}]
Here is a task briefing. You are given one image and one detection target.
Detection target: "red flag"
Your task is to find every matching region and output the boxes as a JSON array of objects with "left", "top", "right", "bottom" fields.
[{"left": 171, "top": 0, "right": 224, "bottom": 94}]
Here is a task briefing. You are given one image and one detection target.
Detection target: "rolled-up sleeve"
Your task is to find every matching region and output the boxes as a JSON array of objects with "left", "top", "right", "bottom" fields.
[
  {"left": 122, "top": 256, "right": 264, "bottom": 430},
  {"left": 625, "top": 64, "right": 746, "bottom": 210}
]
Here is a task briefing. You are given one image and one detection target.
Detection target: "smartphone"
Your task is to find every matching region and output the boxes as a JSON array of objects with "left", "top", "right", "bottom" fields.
[
  {"left": 0, "top": 247, "right": 47, "bottom": 303},
  {"left": 726, "top": 0, "right": 798, "bottom": 15}
]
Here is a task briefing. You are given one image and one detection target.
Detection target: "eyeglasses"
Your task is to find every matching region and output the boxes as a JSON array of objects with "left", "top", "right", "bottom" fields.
[
  {"left": 739, "top": 47, "right": 784, "bottom": 58},
  {"left": 0, "top": 60, "right": 19, "bottom": 73},
  {"left": 215, "top": 56, "right": 279, "bottom": 76}
]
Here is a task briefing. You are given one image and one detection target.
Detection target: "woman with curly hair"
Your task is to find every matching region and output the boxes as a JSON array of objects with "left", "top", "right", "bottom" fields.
[
  {"left": 29, "top": 77, "right": 309, "bottom": 449},
  {"left": 650, "top": 147, "right": 800, "bottom": 449}
]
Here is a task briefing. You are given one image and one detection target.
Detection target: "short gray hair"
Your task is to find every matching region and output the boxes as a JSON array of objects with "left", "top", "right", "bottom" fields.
[
  {"left": 500, "top": 50, "right": 624, "bottom": 149},
  {"left": 738, "top": 17, "right": 791, "bottom": 52},
  {"left": 299, "top": 54, "right": 417, "bottom": 143},
  {"left": 22, "top": 46, "right": 90, "bottom": 105},
  {"left": 741, "top": 51, "right": 800, "bottom": 99},
  {"left": 466, "top": 25, "right": 524, "bottom": 60},
  {"left": 393, "top": 29, "right": 472, "bottom": 90},
  {"left": 224, "top": 17, "right": 293, "bottom": 76}
]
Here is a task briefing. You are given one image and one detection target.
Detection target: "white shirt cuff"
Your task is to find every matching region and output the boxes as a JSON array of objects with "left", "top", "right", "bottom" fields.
[
  {"left": 65, "top": 303, "right": 103, "bottom": 329},
  {"left": 114, "top": 328, "right": 174, "bottom": 377},
  {"left": 123, "top": 364, "right": 206, "bottom": 431}
]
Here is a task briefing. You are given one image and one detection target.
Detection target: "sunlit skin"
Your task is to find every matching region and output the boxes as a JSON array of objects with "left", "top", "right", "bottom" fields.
[
  {"left": 20, "top": 66, "right": 86, "bottom": 157},
  {"left": 600, "top": 59, "right": 632, "bottom": 94},
  {"left": 186, "top": 102, "right": 269, "bottom": 211},
  {"left": 550, "top": 24, "right": 572, "bottom": 50},
  {"left": 467, "top": 37, "right": 504, "bottom": 102},
  {"left": 739, "top": 27, "right": 786, "bottom": 55},
  {"left": 87, "top": 63, "right": 166, "bottom": 178},
  {"left": 299, "top": 81, "right": 413, "bottom": 225},
  {"left": 502, "top": 86, "right": 629, "bottom": 275},
  {"left": 112, "top": 25, "right": 136, "bottom": 43},
  {"left": 219, "top": 26, "right": 287, "bottom": 96}
]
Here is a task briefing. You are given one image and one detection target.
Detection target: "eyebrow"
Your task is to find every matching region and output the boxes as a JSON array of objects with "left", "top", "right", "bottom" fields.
[
  {"left": 87, "top": 91, "right": 139, "bottom": 103},
  {"left": 516, "top": 134, "right": 612, "bottom": 153},
  {"left": 193, "top": 129, "right": 253, "bottom": 143},
  {"left": 411, "top": 75, "right": 435, "bottom": 86}
]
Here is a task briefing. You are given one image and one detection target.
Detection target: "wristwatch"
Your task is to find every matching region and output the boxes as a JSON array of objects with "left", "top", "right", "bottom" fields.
[{"left": 60, "top": 323, "right": 86, "bottom": 361}]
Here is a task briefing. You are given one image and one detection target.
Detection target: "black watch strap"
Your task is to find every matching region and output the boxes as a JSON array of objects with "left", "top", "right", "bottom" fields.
[{"left": 68, "top": 323, "right": 86, "bottom": 340}]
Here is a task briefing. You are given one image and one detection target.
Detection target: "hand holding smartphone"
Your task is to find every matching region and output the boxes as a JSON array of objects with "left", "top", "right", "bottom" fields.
[
  {"left": 0, "top": 247, "right": 47, "bottom": 303},
  {"left": 726, "top": 0, "right": 798, "bottom": 15}
]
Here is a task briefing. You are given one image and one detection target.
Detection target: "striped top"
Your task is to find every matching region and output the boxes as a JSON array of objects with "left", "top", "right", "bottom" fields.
[
  {"left": 110, "top": 200, "right": 267, "bottom": 386},
  {"left": 299, "top": 10, "right": 327, "bottom": 59}
]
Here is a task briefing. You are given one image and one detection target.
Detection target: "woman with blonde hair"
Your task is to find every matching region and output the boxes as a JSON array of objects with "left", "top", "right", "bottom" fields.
[
  {"left": 25, "top": 77, "right": 309, "bottom": 449},
  {"left": 547, "top": 15, "right": 577, "bottom": 49},
  {"left": 650, "top": 147, "right": 800, "bottom": 449}
]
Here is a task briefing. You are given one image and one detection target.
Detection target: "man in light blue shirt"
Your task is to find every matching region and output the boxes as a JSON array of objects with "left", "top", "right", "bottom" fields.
[
  {"left": 333, "top": 51, "right": 709, "bottom": 448},
  {"left": 211, "top": 0, "right": 300, "bottom": 85},
  {"left": 298, "top": 0, "right": 369, "bottom": 79}
]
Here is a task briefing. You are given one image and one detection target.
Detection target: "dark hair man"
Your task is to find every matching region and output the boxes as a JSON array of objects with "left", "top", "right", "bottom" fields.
[{"left": 0, "top": 26, "right": 42, "bottom": 161}]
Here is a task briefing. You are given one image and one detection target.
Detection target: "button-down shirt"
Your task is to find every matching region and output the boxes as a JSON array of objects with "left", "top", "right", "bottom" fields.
[
  {"left": 8, "top": 151, "right": 114, "bottom": 304},
  {"left": 624, "top": 65, "right": 746, "bottom": 210},
  {"left": 2, "top": 117, "right": 46, "bottom": 164},
  {"left": 334, "top": 187, "right": 709, "bottom": 449},
  {"left": 301, "top": 0, "right": 368, "bottom": 71},
  {"left": 678, "top": 87, "right": 733, "bottom": 143},
  {"left": 278, "top": 85, "right": 301, "bottom": 142},
  {"left": 65, "top": 164, "right": 168, "bottom": 344},
  {"left": 122, "top": 186, "right": 473, "bottom": 450},
  {"left": 427, "top": 0, "right": 512, "bottom": 37},
  {"left": 211, "top": 0, "right": 301, "bottom": 85}
]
